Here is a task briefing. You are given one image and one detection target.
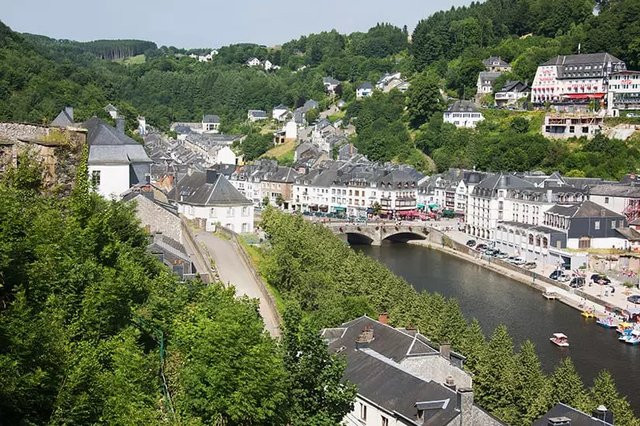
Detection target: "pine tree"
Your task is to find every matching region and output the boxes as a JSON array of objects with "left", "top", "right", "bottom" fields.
[
  {"left": 515, "top": 340, "right": 550, "bottom": 424},
  {"left": 459, "top": 318, "right": 487, "bottom": 374},
  {"left": 550, "top": 358, "right": 592, "bottom": 412},
  {"left": 590, "top": 370, "right": 638, "bottom": 426}
]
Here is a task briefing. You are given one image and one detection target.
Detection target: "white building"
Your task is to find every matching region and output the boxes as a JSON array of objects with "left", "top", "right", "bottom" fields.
[
  {"left": 272, "top": 104, "right": 289, "bottom": 122},
  {"left": 530, "top": 52, "right": 626, "bottom": 105},
  {"left": 476, "top": 72, "right": 502, "bottom": 97},
  {"left": 85, "top": 117, "right": 152, "bottom": 199},
  {"left": 202, "top": 115, "right": 220, "bottom": 133},
  {"left": 247, "top": 110, "right": 268, "bottom": 122},
  {"left": 322, "top": 76, "right": 341, "bottom": 95},
  {"left": 356, "top": 82, "right": 374, "bottom": 99},
  {"left": 589, "top": 184, "right": 640, "bottom": 222},
  {"left": 494, "top": 81, "right": 530, "bottom": 107},
  {"left": 246, "top": 57, "right": 261, "bottom": 67},
  {"left": 607, "top": 70, "right": 640, "bottom": 114},
  {"left": 173, "top": 169, "right": 254, "bottom": 233},
  {"left": 444, "top": 101, "right": 484, "bottom": 129},
  {"left": 483, "top": 56, "right": 511, "bottom": 73}
]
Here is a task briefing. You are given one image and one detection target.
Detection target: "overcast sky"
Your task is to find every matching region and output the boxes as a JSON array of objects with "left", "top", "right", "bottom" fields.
[{"left": 2, "top": 0, "right": 474, "bottom": 48}]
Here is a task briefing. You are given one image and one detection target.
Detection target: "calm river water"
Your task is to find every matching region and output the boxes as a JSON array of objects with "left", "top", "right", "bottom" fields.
[{"left": 355, "top": 243, "right": 640, "bottom": 412}]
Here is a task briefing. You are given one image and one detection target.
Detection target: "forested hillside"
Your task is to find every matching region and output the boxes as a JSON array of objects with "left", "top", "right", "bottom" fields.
[
  {"left": 0, "top": 155, "right": 355, "bottom": 424},
  {"left": 0, "top": 0, "right": 639, "bottom": 177}
]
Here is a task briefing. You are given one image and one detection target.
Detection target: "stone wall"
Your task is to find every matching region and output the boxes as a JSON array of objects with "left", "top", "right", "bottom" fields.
[
  {"left": 0, "top": 123, "right": 86, "bottom": 196},
  {"left": 132, "top": 195, "right": 182, "bottom": 243}
]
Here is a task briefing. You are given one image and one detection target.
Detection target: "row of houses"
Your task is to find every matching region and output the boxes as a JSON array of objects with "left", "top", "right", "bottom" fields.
[{"left": 324, "top": 72, "right": 410, "bottom": 99}]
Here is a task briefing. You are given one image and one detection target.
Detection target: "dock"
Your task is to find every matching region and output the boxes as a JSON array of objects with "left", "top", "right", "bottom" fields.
[{"left": 543, "top": 291, "right": 558, "bottom": 300}]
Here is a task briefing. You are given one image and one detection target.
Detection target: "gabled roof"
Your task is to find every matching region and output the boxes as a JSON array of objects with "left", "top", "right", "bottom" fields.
[
  {"left": 248, "top": 109, "right": 267, "bottom": 118},
  {"left": 476, "top": 173, "right": 533, "bottom": 190},
  {"left": 478, "top": 71, "right": 502, "bottom": 82},
  {"left": 202, "top": 114, "right": 220, "bottom": 123},
  {"left": 498, "top": 80, "right": 530, "bottom": 93},
  {"left": 547, "top": 200, "right": 625, "bottom": 219},
  {"left": 446, "top": 100, "right": 480, "bottom": 113},
  {"left": 104, "top": 103, "right": 118, "bottom": 112},
  {"left": 323, "top": 76, "right": 340, "bottom": 85},
  {"left": 483, "top": 56, "right": 510, "bottom": 67},
  {"left": 357, "top": 81, "right": 373, "bottom": 90},
  {"left": 83, "top": 117, "right": 152, "bottom": 165},
  {"left": 273, "top": 104, "right": 288, "bottom": 110},
  {"left": 543, "top": 52, "right": 624, "bottom": 67},
  {"left": 51, "top": 107, "right": 74, "bottom": 128},
  {"left": 589, "top": 184, "right": 640, "bottom": 198},
  {"left": 172, "top": 170, "right": 252, "bottom": 207}
]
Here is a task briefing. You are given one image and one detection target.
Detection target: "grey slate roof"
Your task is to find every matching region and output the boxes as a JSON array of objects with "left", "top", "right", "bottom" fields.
[
  {"left": 542, "top": 53, "right": 626, "bottom": 79},
  {"left": 533, "top": 403, "right": 613, "bottom": 426},
  {"left": 476, "top": 173, "right": 533, "bottom": 191},
  {"left": 483, "top": 56, "right": 510, "bottom": 68},
  {"left": 357, "top": 81, "right": 373, "bottom": 90},
  {"left": 323, "top": 76, "right": 340, "bottom": 85},
  {"left": 547, "top": 200, "right": 624, "bottom": 219},
  {"left": 543, "top": 52, "right": 623, "bottom": 67},
  {"left": 173, "top": 170, "right": 252, "bottom": 206},
  {"left": 83, "top": 117, "right": 152, "bottom": 165},
  {"left": 51, "top": 107, "right": 74, "bottom": 127},
  {"left": 498, "top": 80, "right": 529, "bottom": 93},
  {"left": 447, "top": 100, "right": 480, "bottom": 113},
  {"left": 248, "top": 109, "right": 267, "bottom": 118},
  {"left": 478, "top": 71, "right": 502, "bottom": 82},
  {"left": 202, "top": 114, "right": 220, "bottom": 123},
  {"left": 589, "top": 184, "right": 640, "bottom": 198}
]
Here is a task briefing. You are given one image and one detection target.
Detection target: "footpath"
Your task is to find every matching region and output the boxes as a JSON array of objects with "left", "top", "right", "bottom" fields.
[{"left": 412, "top": 228, "right": 639, "bottom": 320}]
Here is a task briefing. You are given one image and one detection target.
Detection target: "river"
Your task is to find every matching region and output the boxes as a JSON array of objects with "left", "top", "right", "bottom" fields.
[{"left": 355, "top": 243, "right": 640, "bottom": 412}]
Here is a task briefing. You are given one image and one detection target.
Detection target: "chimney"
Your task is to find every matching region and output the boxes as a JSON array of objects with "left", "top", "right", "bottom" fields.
[
  {"left": 206, "top": 170, "right": 219, "bottom": 184},
  {"left": 65, "top": 106, "right": 74, "bottom": 121},
  {"left": 355, "top": 326, "right": 375, "bottom": 350},
  {"left": 116, "top": 117, "right": 125, "bottom": 134},
  {"left": 592, "top": 405, "right": 613, "bottom": 424},
  {"left": 378, "top": 312, "right": 389, "bottom": 325},
  {"left": 444, "top": 375, "right": 456, "bottom": 390},
  {"left": 456, "top": 388, "right": 474, "bottom": 426},
  {"left": 439, "top": 343, "right": 451, "bottom": 361}
]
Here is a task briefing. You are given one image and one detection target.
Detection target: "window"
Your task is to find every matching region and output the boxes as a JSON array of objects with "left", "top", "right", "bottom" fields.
[
  {"left": 604, "top": 197, "right": 609, "bottom": 204},
  {"left": 360, "top": 403, "right": 367, "bottom": 421},
  {"left": 594, "top": 220, "right": 600, "bottom": 230},
  {"left": 210, "top": 208, "right": 217, "bottom": 218},
  {"left": 579, "top": 237, "right": 591, "bottom": 249},
  {"left": 611, "top": 220, "right": 616, "bottom": 229},
  {"left": 242, "top": 206, "right": 249, "bottom": 217},
  {"left": 91, "top": 170, "right": 101, "bottom": 187},
  {"left": 382, "top": 416, "right": 389, "bottom": 426},
  {"left": 227, "top": 207, "right": 234, "bottom": 217}
]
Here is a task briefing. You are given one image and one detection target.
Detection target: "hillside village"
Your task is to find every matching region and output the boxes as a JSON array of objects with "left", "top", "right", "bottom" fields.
[{"left": 3, "top": 1, "right": 640, "bottom": 424}]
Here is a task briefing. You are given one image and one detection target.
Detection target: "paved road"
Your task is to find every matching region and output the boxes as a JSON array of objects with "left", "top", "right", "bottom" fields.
[{"left": 194, "top": 230, "right": 281, "bottom": 337}]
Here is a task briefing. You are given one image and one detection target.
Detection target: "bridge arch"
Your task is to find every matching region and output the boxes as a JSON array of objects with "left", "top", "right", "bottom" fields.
[{"left": 382, "top": 231, "right": 428, "bottom": 244}]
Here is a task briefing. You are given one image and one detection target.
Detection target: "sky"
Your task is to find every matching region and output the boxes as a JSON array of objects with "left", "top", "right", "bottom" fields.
[{"left": 2, "top": 0, "right": 474, "bottom": 49}]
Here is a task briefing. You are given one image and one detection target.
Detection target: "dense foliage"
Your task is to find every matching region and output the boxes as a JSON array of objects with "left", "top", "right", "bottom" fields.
[
  {"left": 260, "top": 208, "right": 638, "bottom": 425},
  {"left": 0, "top": 158, "right": 354, "bottom": 425}
]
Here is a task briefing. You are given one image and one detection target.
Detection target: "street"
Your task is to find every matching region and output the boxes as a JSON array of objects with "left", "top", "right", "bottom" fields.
[{"left": 193, "top": 230, "right": 281, "bottom": 337}]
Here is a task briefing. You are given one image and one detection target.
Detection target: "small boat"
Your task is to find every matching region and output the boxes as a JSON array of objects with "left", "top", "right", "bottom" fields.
[
  {"left": 625, "top": 330, "right": 640, "bottom": 345},
  {"left": 596, "top": 316, "right": 618, "bottom": 329},
  {"left": 543, "top": 291, "right": 558, "bottom": 300},
  {"left": 550, "top": 333, "right": 570, "bottom": 347},
  {"left": 617, "top": 322, "right": 633, "bottom": 334},
  {"left": 581, "top": 310, "right": 596, "bottom": 318}
]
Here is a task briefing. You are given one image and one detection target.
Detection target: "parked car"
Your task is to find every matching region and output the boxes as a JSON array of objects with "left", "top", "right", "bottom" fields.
[
  {"left": 549, "top": 270, "right": 570, "bottom": 282},
  {"left": 507, "top": 256, "right": 526, "bottom": 265},
  {"left": 569, "top": 277, "right": 586, "bottom": 288},
  {"left": 475, "top": 244, "right": 488, "bottom": 252},
  {"left": 627, "top": 294, "right": 640, "bottom": 304},
  {"left": 627, "top": 113, "right": 639, "bottom": 118},
  {"left": 523, "top": 262, "right": 537, "bottom": 270},
  {"left": 494, "top": 251, "right": 509, "bottom": 259},
  {"left": 590, "top": 274, "right": 611, "bottom": 285},
  {"left": 484, "top": 248, "right": 498, "bottom": 256},
  {"left": 466, "top": 239, "right": 476, "bottom": 247}
]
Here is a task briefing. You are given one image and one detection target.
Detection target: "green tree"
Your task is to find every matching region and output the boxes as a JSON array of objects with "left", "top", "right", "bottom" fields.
[
  {"left": 407, "top": 71, "right": 445, "bottom": 128},
  {"left": 514, "top": 340, "right": 550, "bottom": 424},
  {"left": 282, "top": 304, "right": 357, "bottom": 425},
  {"left": 589, "top": 370, "right": 637, "bottom": 426},
  {"left": 549, "top": 357, "right": 592, "bottom": 412}
]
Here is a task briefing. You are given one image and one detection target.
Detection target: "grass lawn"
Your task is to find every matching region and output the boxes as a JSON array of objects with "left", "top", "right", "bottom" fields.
[
  {"left": 238, "top": 237, "right": 286, "bottom": 313},
  {"left": 116, "top": 54, "right": 146, "bottom": 65},
  {"left": 261, "top": 140, "right": 296, "bottom": 162}
]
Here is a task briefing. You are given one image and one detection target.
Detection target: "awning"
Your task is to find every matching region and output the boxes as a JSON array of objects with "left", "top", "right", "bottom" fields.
[
  {"left": 417, "top": 203, "right": 425, "bottom": 208},
  {"left": 428, "top": 203, "right": 439, "bottom": 209},
  {"left": 334, "top": 207, "right": 346, "bottom": 212},
  {"left": 562, "top": 93, "right": 605, "bottom": 100}
]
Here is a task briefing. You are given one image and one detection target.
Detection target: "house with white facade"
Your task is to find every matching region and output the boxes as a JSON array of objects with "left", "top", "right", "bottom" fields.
[
  {"left": 476, "top": 72, "right": 502, "bottom": 98},
  {"left": 246, "top": 57, "right": 261, "bottom": 67},
  {"left": 530, "top": 52, "right": 626, "bottom": 105},
  {"left": 589, "top": 184, "right": 640, "bottom": 223},
  {"left": 247, "top": 110, "right": 268, "bottom": 122},
  {"left": 172, "top": 169, "right": 254, "bottom": 233},
  {"left": 104, "top": 103, "right": 118, "bottom": 119},
  {"left": 376, "top": 72, "right": 410, "bottom": 93},
  {"left": 494, "top": 81, "right": 530, "bottom": 107},
  {"left": 482, "top": 56, "right": 511, "bottom": 73},
  {"left": 272, "top": 104, "right": 289, "bottom": 122},
  {"left": 84, "top": 117, "right": 152, "bottom": 199},
  {"left": 202, "top": 115, "right": 221, "bottom": 133},
  {"left": 322, "top": 315, "right": 502, "bottom": 426},
  {"left": 356, "top": 81, "right": 374, "bottom": 99},
  {"left": 444, "top": 101, "right": 484, "bottom": 128},
  {"left": 323, "top": 77, "right": 341, "bottom": 95}
]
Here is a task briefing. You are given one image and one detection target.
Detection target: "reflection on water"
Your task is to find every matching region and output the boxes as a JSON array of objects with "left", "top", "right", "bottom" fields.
[{"left": 355, "top": 243, "right": 640, "bottom": 411}]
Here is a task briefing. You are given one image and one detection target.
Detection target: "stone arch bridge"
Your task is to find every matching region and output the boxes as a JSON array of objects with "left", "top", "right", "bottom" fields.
[{"left": 325, "top": 222, "right": 432, "bottom": 246}]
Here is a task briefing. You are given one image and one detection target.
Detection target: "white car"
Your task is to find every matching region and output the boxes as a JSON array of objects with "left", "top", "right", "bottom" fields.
[{"left": 507, "top": 256, "right": 526, "bottom": 265}]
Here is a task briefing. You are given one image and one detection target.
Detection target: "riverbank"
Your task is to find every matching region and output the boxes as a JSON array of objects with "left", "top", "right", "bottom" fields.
[{"left": 409, "top": 237, "right": 621, "bottom": 319}]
